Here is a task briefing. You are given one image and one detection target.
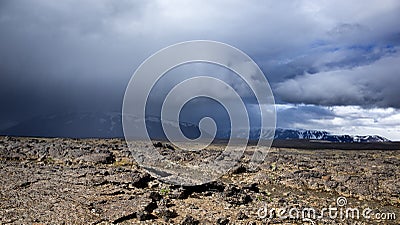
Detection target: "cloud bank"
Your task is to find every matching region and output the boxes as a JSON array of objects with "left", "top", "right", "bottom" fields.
[
  {"left": 275, "top": 53, "right": 400, "bottom": 108},
  {"left": 0, "top": 0, "right": 399, "bottom": 139}
]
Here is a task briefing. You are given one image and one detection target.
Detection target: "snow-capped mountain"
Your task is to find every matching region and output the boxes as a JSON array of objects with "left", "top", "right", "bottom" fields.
[
  {"left": 274, "top": 128, "right": 390, "bottom": 143},
  {"left": 217, "top": 128, "right": 390, "bottom": 143},
  {"left": 274, "top": 128, "right": 329, "bottom": 140},
  {"left": 0, "top": 112, "right": 390, "bottom": 142}
]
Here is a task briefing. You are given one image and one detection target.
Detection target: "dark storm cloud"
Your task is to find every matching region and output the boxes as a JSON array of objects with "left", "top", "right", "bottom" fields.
[
  {"left": 1, "top": 0, "right": 400, "bottom": 135},
  {"left": 0, "top": 0, "right": 153, "bottom": 128}
]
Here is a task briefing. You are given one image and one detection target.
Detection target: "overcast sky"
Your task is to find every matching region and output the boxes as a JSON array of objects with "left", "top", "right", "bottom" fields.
[{"left": 1, "top": 0, "right": 400, "bottom": 139}]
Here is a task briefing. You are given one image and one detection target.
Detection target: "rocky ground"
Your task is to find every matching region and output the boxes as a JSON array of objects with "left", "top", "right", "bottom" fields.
[{"left": 0, "top": 136, "right": 399, "bottom": 224}]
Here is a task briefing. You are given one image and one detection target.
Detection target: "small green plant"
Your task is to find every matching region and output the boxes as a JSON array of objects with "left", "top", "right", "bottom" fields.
[
  {"left": 160, "top": 187, "right": 170, "bottom": 196},
  {"left": 271, "top": 162, "right": 277, "bottom": 171}
]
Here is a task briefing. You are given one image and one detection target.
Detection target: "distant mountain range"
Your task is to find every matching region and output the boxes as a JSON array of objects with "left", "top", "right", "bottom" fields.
[
  {"left": 217, "top": 127, "right": 389, "bottom": 143},
  {"left": 0, "top": 112, "right": 390, "bottom": 143},
  {"left": 268, "top": 128, "right": 389, "bottom": 143}
]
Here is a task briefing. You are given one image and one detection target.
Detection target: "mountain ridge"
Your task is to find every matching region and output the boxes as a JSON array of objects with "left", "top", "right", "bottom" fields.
[{"left": 0, "top": 112, "right": 390, "bottom": 143}]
